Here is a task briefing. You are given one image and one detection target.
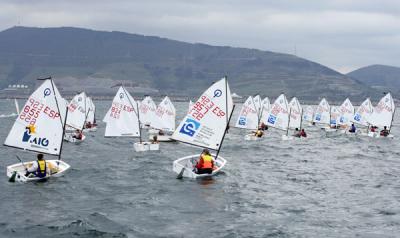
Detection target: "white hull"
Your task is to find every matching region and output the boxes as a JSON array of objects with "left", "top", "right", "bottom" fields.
[
  {"left": 173, "top": 154, "right": 226, "bottom": 179},
  {"left": 7, "top": 160, "right": 70, "bottom": 182},
  {"left": 133, "top": 142, "right": 160, "bottom": 152},
  {"left": 64, "top": 133, "right": 86, "bottom": 144},
  {"left": 148, "top": 134, "right": 174, "bottom": 142},
  {"left": 322, "top": 127, "right": 338, "bottom": 133},
  {"left": 244, "top": 134, "right": 261, "bottom": 141},
  {"left": 367, "top": 131, "right": 394, "bottom": 138},
  {"left": 83, "top": 127, "right": 97, "bottom": 132}
]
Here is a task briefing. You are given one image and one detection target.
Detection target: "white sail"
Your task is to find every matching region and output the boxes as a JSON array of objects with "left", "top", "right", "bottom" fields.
[
  {"left": 235, "top": 96, "right": 259, "bottom": 130},
  {"left": 104, "top": 87, "right": 140, "bottom": 137},
  {"left": 265, "top": 94, "right": 289, "bottom": 130},
  {"left": 188, "top": 100, "right": 193, "bottom": 113},
  {"left": 288, "top": 97, "right": 302, "bottom": 129},
  {"left": 338, "top": 98, "right": 354, "bottom": 126},
  {"left": 260, "top": 97, "right": 271, "bottom": 125},
  {"left": 253, "top": 95, "right": 262, "bottom": 116},
  {"left": 303, "top": 105, "right": 314, "bottom": 122},
  {"left": 4, "top": 79, "right": 66, "bottom": 155},
  {"left": 66, "top": 92, "right": 87, "bottom": 130},
  {"left": 15, "top": 99, "right": 20, "bottom": 115},
  {"left": 152, "top": 96, "right": 176, "bottom": 132},
  {"left": 85, "top": 97, "right": 96, "bottom": 124},
  {"left": 172, "top": 77, "right": 233, "bottom": 150},
  {"left": 330, "top": 106, "right": 340, "bottom": 126},
  {"left": 313, "top": 98, "right": 330, "bottom": 125},
  {"left": 352, "top": 98, "right": 373, "bottom": 127},
  {"left": 367, "top": 93, "right": 395, "bottom": 129},
  {"left": 103, "top": 107, "right": 111, "bottom": 123},
  {"left": 139, "top": 96, "right": 158, "bottom": 127}
]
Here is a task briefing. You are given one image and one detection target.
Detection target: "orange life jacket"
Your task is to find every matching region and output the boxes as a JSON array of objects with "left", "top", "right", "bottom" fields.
[{"left": 201, "top": 154, "right": 213, "bottom": 169}]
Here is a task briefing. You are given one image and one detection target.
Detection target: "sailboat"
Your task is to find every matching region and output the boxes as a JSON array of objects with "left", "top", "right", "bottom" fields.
[
  {"left": 64, "top": 92, "right": 88, "bottom": 143},
  {"left": 235, "top": 96, "right": 261, "bottom": 140},
  {"left": 148, "top": 96, "right": 176, "bottom": 142},
  {"left": 172, "top": 77, "right": 234, "bottom": 179},
  {"left": 367, "top": 92, "right": 396, "bottom": 138},
  {"left": 4, "top": 77, "right": 70, "bottom": 182},
  {"left": 352, "top": 98, "right": 373, "bottom": 135},
  {"left": 83, "top": 97, "right": 97, "bottom": 132},
  {"left": 0, "top": 99, "right": 20, "bottom": 118},
  {"left": 302, "top": 105, "right": 314, "bottom": 126},
  {"left": 265, "top": 94, "right": 290, "bottom": 139},
  {"left": 260, "top": 97, "right": 271, "bottom": 122},
  {"left": 313, "top": 98, "right": 332, "bottom": 130},
  {"left": 337, "top": 98, "right": 355, "bottom": 133},
  {"left": 104, "top": 86, "right": 159, "bottom": 151},
  {"left": 281, "top": 97, "right": 303, "bottom": 140},
  {"left": 139, "top": 96, "right": 158, "bottom": 129}
]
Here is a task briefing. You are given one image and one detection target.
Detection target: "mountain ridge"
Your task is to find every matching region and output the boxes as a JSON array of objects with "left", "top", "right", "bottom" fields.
[{"left": 0, "top": 26, "right": 378, "bottom": 101}]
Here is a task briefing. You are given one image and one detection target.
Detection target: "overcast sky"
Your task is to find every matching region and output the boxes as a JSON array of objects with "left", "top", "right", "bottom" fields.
[{"left": 0, "top": 0, "right": 399, "bottom": 73}]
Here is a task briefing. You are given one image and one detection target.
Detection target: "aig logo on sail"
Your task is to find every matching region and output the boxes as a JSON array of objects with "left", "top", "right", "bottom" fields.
[
  {"left": 22, "top": 125, "right": 49, "bottom": 148},
  {"left": 179, "top": 118, "right": 200, "bottom": 137}
]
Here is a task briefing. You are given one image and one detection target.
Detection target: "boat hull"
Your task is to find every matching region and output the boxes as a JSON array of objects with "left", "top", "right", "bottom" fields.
[
  {"left": 64, "top": 133, "right": 86, "bottom": 144},
  {"left": 133, "top": 142, "right": 160, "bottom": 152},
  {"left": 173, "top": 154, "right": 226, "bottom": 179},
  {"left": 7, "top": 160, "right": 70, "bottom": 183}
]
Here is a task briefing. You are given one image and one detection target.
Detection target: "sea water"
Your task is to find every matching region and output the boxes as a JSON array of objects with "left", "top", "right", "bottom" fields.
[{"left": 0, "top": 99, "right": 399, "bottom": 237}]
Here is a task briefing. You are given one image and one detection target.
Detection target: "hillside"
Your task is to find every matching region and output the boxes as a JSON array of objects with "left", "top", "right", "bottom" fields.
[
  {"left": 0, "top": 26, "right": 377, "bottom": 101},
  {"left": 347, "top": 64, "right": 400, "bottom": 97}
]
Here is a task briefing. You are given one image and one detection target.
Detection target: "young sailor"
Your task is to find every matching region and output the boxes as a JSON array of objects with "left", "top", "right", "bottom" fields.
[
  {"left": 73, "top": 129, "right": 83, "bottom": 140},
  {"left": 300, "top": 129, "right": 307, "bottom": 137},
  {"left": 349, "top": 123, "right": 356, "bottom": 133},
  {"left": 380, "top": 126, "right": 390, "bottom": 137},
  {"left": 25, "top": 154, "right": 49, "bottom": 178},
  {"left": 195, "top": 149, "right": 214, "bottom": 174}
]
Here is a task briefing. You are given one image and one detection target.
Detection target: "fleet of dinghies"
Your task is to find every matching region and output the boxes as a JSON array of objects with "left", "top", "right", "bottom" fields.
[{"left": 2, "top": 75, "right": 397, "bottom": 182}]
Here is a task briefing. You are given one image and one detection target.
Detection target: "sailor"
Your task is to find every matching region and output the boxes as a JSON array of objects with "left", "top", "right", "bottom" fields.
[
  {"left": 195, "top": 149, "right": 214, "bottom": 174},
  {"left": 25, "top": 154, "right": 48, "bottom": 178},
  {"left": 254, "top": 129, "right": 264, "bottom": 137},
  {"left": 380, "top": 126, "right": 390, "bottom": 137},
  {"left": 73, "top": 129, "right": 83, "bottom": 140},
  {"left": 151, "top": 135, "right": 159, "bottom": 144},
  {"left": 349, "top": 123, "right": 356, "bottom": 133},
  {"left": 293, "top": 128, "right": 300, "bottom": 137},
  {"left": 300, "top": 129, "right": 307, "bottom": 137},
  {"left": 158, "top": 130, "right": 165, "bottom": 136}
]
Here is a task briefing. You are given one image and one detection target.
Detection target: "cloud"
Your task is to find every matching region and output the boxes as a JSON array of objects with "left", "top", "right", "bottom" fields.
[{"left": 0, "top": 0, "right": 399, "bottom": 73}]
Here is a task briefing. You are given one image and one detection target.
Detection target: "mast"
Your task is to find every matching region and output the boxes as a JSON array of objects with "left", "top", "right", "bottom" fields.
[
  {"left": 215, "top": 76, "right": 230, "bottom": 160},
  {"left": 121, "top": 86, "right": 142, "bottom": 142},
  {"left": 389, "top": 93, "right": 395, "bottom": 133},
  {"left": 46, "top": 77, "right": 66, "bottom": 160},
  {"left": 299, "top": 107, "right": 303, "bottom": 130},
  {"left": 286, "top": 107, "right": 292, "bottom": 136},
  {"left": 82, "top": 94, "right": 89, "bottom": 131}
]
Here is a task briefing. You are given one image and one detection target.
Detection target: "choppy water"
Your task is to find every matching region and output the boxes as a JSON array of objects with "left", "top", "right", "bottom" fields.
[{"left": 1, "top": 99, "right": 400, "bottom": 238}]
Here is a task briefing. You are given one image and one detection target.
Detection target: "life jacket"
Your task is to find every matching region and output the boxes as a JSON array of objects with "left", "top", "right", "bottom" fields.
[
  {"left": 36, "top": 160, "right": 47, "bottom": 178},
  {"left": 201, "top": 154, "right": 213, "bottom": 169}
]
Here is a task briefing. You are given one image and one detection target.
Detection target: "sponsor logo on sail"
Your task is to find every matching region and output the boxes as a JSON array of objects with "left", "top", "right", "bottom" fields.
[
  {"left": 354, "top": 114, "right": 361, "bottom": 121},
  {"left": 239, "top": 116, "right": 247, "bottom": 125},
  {"left": 179, "top": 118, "right": 200, "bottom": 137},
  {"left": 315, "top": 114, "right": 321, "bottom": 121},
  {"left": 43, "top": 88, "right": 51, "bottom": 98},
  {"left": 267, "top": 115, "right": 276, "bottom": 124},
  {"left": 213, "top": 89, "right": 222, "bottom": 98},
  {"left": 22, "top": 125, "right": 49, "bottom": 147}
]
